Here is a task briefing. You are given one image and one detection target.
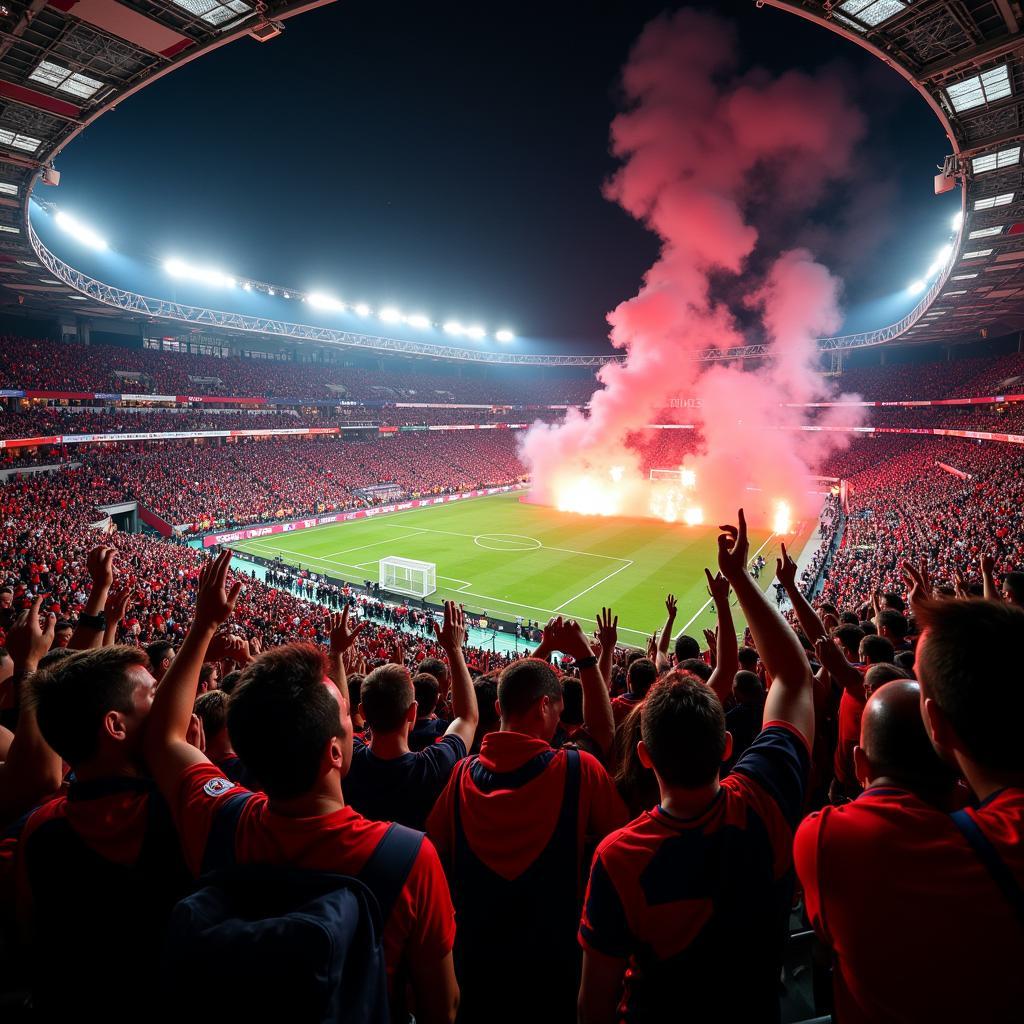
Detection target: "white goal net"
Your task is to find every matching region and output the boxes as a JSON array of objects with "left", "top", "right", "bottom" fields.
[{"left": 379, "top": 556, "right": 437, "bottom": 599}]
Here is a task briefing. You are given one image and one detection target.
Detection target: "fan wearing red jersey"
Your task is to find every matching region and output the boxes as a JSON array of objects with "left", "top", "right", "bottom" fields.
[
  {"left": 796, "top": 575, "right": 1024, "bottom": 1023},
  {"left": 144, "top": 551, "right": 459, "bottom": 1024},
  {"left": 578, "top": 510, "right": 814, "bottom": 1024}
]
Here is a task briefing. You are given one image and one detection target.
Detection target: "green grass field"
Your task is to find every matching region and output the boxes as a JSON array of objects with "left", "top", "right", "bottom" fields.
[{"left": 235, "top": 493, "right": 813, "bottom": 645}]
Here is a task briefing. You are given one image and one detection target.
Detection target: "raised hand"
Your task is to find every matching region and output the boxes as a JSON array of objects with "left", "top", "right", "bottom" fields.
[
  {"left": 7, "top": 597, "right": 55, "bottom": 673},
  {"left": 717, "top": 509, "right": 750, "bottom": 582},
  {"left": 104, "top": 587, "right": 131, "bottom": 625},
  {"left": 328, "top": 605, "right": 366, "bottom": 655},
  {"left": 704, "top": 567, "right": 731, "bottom": 605},
  {"left": 901, "top": 559, "right": 931, "bottom": 615},
  {"left": 207, "top": 632, "right": 249, "bottom": 664},
  {"left": 646, "top": 633, "right": 658, "bottom": 659},
  {"left": 433, "top": 601, "right": 467, "bottom": 651},
  {"left": 86, "top": 545, "right": 116, "bottom": 590},
  {"left": 596, "top": 607, "right": 618, "bottom": 652},
  {"left": 194, "top": 550, "right": 241, "bottom": 632},
  {"left": 952, "top": 566, "right": 970, "bottom": 600},
  {"left": 546, "top": 617, "right": 594, "bottom": 662},
  {"left": 665, "top": 594, "right": 677, "bottom": 619},
  {"left": 775, "top": 543, "right": 797, "bottom": 590},
  {"left": 980, "top": 551, "right": 995, "bottom": 575}
]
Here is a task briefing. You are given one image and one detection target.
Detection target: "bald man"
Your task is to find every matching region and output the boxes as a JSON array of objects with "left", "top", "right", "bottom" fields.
[{"left": 795, "top": 667, "right": 1020, "bottom": 1023}]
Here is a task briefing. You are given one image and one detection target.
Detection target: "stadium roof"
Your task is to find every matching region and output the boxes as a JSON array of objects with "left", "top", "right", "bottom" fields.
[
  {"left": 1, "top": 0, "right": 1023, "bottom": 363},
  {"left": 764, "top": 0, "right": 1024, "bottom": 347}
]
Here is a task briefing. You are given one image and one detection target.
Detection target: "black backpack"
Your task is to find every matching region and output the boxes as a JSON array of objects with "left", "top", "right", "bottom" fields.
[{"left": 162, "top": 792, "right": 423, "bottom": 1024}]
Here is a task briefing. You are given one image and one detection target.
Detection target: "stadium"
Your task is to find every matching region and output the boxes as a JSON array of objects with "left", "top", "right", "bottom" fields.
[{"left": 0, "top": 1, "right": 1021, "bottom": 1022}]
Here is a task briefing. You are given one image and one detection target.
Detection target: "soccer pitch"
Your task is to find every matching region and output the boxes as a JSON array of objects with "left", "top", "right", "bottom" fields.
[{"left": 235, "top": 492, "right": 810, "bottom": 644}]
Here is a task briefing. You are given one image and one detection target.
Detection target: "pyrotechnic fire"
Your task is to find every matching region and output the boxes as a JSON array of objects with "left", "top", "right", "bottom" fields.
[
  {"left": 555, "top": 476, "right": 620, "bottom": 517},
  {"left": 609, "top": 465, "right": 625, "bottom": 482},
  {"left": 683, "top": 506, "right": 704, "bottom": 526},
  {"left": 681, "top": 467, "right": 696, "bottom": 487},
  {"left": 773, "top": 500, "right": 792, "bottom": 535}
]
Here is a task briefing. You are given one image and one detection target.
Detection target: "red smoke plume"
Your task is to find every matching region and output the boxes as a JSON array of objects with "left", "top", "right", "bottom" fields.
[{"left": 520, "top": 8, "right": 869, "bottom": 524}]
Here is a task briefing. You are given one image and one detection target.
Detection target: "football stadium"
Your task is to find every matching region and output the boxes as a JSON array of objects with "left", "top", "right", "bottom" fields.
[{"left": 0, "top": 1, "right": 1021, "bottom": 1022}]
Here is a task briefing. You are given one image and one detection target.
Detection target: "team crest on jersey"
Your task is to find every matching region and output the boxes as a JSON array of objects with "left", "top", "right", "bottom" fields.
[{"left": 203, "top": 777, "right": 234, "bottom": 797}]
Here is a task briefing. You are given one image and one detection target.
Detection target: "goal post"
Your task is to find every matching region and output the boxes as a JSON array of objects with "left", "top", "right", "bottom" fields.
[{"left": 379, "top": 556, "right": 437, "bottom": 599}]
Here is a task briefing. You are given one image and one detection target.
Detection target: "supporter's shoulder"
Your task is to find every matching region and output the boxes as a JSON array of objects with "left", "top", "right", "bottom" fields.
[
  {"left": 592, "top": 811, "right": 646, "bottom": 862},
  {"left": 573, "top": 746, "right": 615, "bottom": 782},
  {"left": 19, "top": 793, "right": 68, "bottom": 842}
]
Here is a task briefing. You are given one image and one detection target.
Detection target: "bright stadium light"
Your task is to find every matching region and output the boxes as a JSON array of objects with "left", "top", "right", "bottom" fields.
[
  {"left": 242, "top": 282, "right": 252, "bottom": 292},
  {"left": 907, "top": 279, "right": 926, "bottom": 296},
  {"left": 951, "top": 210, "right": 964, "bottom": 232},
  {"left": 268, "top": 288, "right": 275, "bottom": 296},
  {"left": 466, "top": 324, "right": 486, "bottom": 340},
  {"left": 56, "top": 211, "right": 107, "bottom": 250},
  {"left": 308, "top": 292, "right": 345, "bottom": 312},
  {"left": 283, "top": 292, "right": 291, "bottom": 299},
  {"left": 495, "top": 328, "right": 515, "bottom": 342},
  {"left": 354, "top": 303, "right": 371, "bottom": 317},
  {"left": 443, "top": 321, "right": 465, "bottom": 336},
  {"left": 405, "top": 313, "right": 431, "bottom": 329},
  {"left": 379, "top": 307, "right": 402, "bottom": 323},
  {"left": 163, "top": 258, "right": 234, "bottom": 287}
]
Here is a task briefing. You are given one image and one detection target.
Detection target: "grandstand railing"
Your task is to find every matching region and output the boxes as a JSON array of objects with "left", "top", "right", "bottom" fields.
[{"left": 29, "top": 218, "right": 951, "bottom": 365}]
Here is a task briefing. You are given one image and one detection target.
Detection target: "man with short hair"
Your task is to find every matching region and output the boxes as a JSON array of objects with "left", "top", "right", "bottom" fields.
[
  {"left": 52, "top": 621, "right": 73, "bottom": 650},
  {"left": 146, "top": 639, "right": 176, "bottom": 683},
  {"left": 578, "top": 511, "right": 814, "bottom": 1024},
  {"left": 428, "top": 617, "right": 627, "bottom": 1024},
  {"left": 144, "top": 553, "right": 458, "bottom": 1024},
  {"left": 17, "top": 643, "right": 191, "bottom": 1022},
  {"left": 193, "top": 689, "right": 253, "bottom": 787},
  {"left": 611, "top": 657, "right": 657, "bottom": 727},
  {"left": 795, "top": 592, "right": 1024, "bottom": 1024},
  {"left": 409, "top": 671, "right": 449, "bottom": 751},
  {"left": 876, "top": 609, "right": 911, "bottom": 651},
  {"left": 345, "top": 601, "right": 477, "bottom": 830}
]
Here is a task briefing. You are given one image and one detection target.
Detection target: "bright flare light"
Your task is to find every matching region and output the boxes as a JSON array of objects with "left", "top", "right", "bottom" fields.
[
  {"left": 379, "top": 307, "right": 402, "bottom": 323},
  {"left": 907, "top": 279, "right": 926, "bottom": 296},
  {"left": 443, "top": 321, "right": 465, "bottom": 336},
  {"left": 56, "top": 211, "right": 108, "bottom": 250},
  {"left": 951, "top": 210, "right": 964, "bottom": 232},
  {"left": 925, "top": 243, "right": 954, "bottom": 278},
  {"left": 308, "top": 292, "right": 345, "bottom": 312},
  {"left": 555, "top": 476, "right": 620, "bottom": 517},
  {"left": 354, "top": 303, "right": 371, "bottom": 317},
  {"left": 466, "top": 324, "right": 486, "bottom": 340},
  {"left": 609, "top": 465, "right": 624, "bottom": 482},
  {"left": 683, "top": 506, "right": 704, "bottom": 526},
  {"left": 773, "top": 500, "right": 793, "bottom": 535},
  {"left": 495, "top": 329, "right": 515, "bottom": 342},
  {"left": 681, "top": 467, "right": 696, "bottom": 487},
  {"left": 405, "top": 313, "right": 431, "bottom": 329}
]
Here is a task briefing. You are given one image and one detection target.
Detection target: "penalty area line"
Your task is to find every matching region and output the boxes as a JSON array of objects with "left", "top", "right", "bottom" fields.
[{"left": 552, "top": 559, "right": 635, "bottom": 613}]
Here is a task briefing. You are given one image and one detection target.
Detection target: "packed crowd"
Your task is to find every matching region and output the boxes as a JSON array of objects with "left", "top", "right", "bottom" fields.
[
  {"left": 0, "top": 335, "right": 597, "bottom": 404},
  {"left": 0, "top": 494, "right": 1018, "bottom": 1022}
]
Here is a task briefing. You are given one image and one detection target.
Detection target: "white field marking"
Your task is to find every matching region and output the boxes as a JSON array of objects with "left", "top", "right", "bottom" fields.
[
  {"left": 676, "top": 531, "right": 778, "bottom": 636},
  {"left": 473, "top": 533, "right": 542, "bottom": 552},
  {"left": 552, "top": 558, "right": 635, "bottom": 613},
  {"left": 377, "top": 521, "right": 631, "bottom": 563},
  {"left": 241, "top": 538, "right": 653, "bottom": 638},
  {"left": 333, "top": 530, "right": 426, "bottom": 557}
]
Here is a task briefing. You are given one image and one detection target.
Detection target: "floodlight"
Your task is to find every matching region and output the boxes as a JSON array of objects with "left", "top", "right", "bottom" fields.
[
  {"left": 379, "top": 307, "right": 402, "bottom": 323},
  {"left": 466, "top": 324, "right": 486, "bottom": 340},
  {"left": 495, "top": 329, "right": 515, "bottom": 342},
  {"left": 242, "top": 282, "right": 252, "bottom": 291},
  {"left": 308, "top": 292, "right": 345, "bottom": 312},
  {"left": 405, "top": 313, "right": 430, "bottom": 329},
  {"left": 55, "top": 210, "right": 107, "bottom": 250},
  {"left": 354, "top": 303, "right": 371, "bottom": 317},
  {"left": 164, "top": 258, "right": 187, "bottom": 277},
  {"left": 443, "top": 321, "right": 465, "bottom": 336},
  {"left": 951, "top": 210, "right": 963, "bottom": 232},
  {"left": 907, "top": 279, "right": 926, "bottom": 296},
  {"left": 268, "top": 288, "right": 275, "bottom": 296},
  {"left": 283, "top": 292, "right": 291, "bottom": 299}
]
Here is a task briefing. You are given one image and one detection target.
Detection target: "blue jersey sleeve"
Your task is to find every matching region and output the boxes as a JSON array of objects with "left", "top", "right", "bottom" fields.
[
  {"left": 730, "top": 723, "right": 810, "bottom": 830},
  {"left": 579, "top": 853, "right": 632, "bottom": 958}
]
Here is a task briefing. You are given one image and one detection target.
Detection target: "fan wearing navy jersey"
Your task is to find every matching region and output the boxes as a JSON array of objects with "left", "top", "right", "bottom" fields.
[
  {"left": 578, "top": 510, "right": 814, "bottom": 1024},
  {"left": 144, "top": 552, "right": 459, "bottom": 1024},
  {"left": 796, "top": 583, "right": 1024, "bottom": 1023},
  {"left": 428, "top": 616, "right": 628, "bottom": 1024},
  {"left": 409, "top": 671, "right": 450, "bottom": 751},
  {"left": 345, "top": 601, "right": 477, "bottom": 830}
]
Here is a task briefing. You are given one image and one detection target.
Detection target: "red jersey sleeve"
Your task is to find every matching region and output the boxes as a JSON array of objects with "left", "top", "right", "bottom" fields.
[
  {"left": 169, "top": 761, "right": 252, "bottom": 875},
  {"left": 396, "top": 837, "right": 456, "bottom": 967},
  {"left": 793, "top": 808, "right": 832, "bottom": 946},
  {"left": 578, "top": 750, "right": 630, "bottom": 841},
  {"left": 425, "top": 762, "right": 463, "bottom": 861}
]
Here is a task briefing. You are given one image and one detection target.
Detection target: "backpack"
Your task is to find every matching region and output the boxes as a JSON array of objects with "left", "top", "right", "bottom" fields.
[{"left": 162, "top": 792, "right": 424, "bottom": 1024}]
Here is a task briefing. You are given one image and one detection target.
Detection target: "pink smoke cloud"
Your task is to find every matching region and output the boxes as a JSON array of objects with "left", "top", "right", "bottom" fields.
[{"left": 519, "top": 7, "right": 869, "bottom": 525}]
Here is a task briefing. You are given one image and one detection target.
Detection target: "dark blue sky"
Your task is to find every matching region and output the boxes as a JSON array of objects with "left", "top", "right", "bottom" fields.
[{"left": 52, "top": 0, "right": 956, "bottom": 349}]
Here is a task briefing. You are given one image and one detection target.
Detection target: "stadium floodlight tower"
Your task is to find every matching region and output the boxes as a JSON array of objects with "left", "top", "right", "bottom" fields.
[{"left": 379, "top": 557, "right": 437, "bottom": 599}]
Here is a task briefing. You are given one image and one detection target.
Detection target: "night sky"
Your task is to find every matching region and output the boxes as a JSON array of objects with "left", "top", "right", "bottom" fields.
[{"left": 52, "top": 0, "right": 955, "bottom": 350}]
